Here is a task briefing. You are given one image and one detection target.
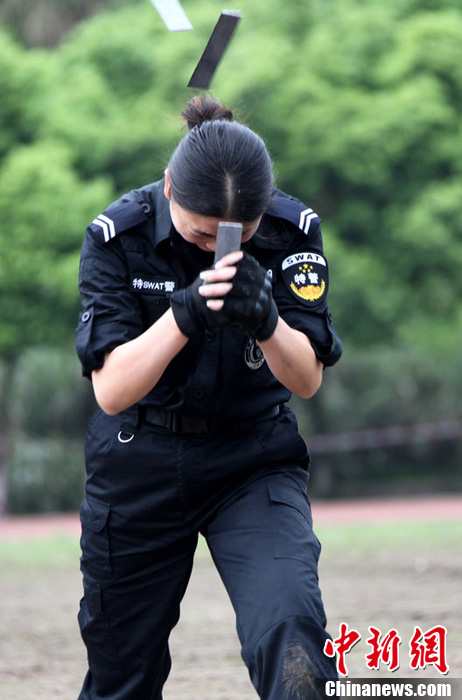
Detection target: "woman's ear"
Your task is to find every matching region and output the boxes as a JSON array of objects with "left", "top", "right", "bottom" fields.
[{"left": 164, "top": 169, "right": 171, "bottom": 200}]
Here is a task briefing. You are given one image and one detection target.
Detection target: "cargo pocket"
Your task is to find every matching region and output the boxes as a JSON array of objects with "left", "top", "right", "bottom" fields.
[
  {"left": 253, "top": 408, "right": 311, "bottom": 471},
  {"left": 78, "top": 577, "right": 124, "bottom": 676},
  {"left": 268, "top": 483, "right": 321, "bottom": 571},
  {"left": 80, "top": 495, "right": 113, "bottom": 581}
]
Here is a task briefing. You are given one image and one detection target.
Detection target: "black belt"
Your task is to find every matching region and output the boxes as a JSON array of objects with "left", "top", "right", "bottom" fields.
[{"left": 141, "top": 405, "right": 280, "bottom": 434}]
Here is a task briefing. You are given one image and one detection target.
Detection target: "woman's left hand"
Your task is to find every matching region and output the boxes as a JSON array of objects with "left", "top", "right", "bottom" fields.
[{"left": 199, "top": 251, "right": 278, "bottom": 341}]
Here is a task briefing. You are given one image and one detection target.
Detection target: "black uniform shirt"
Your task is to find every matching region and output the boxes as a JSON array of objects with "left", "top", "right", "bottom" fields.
[{"left": 76, "top": 179, "right": 342, "bottom": 419}]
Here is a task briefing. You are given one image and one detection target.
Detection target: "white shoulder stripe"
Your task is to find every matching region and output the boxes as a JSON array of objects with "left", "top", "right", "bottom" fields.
[
  {"left": 92, "top": 214, "right": 116, "bottom": 243},
  {"left": 299, "top": 208, "right": 318, "bottom": 235}
]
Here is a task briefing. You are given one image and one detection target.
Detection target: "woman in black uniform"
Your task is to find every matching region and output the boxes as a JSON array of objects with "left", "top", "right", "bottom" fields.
[{"left": 76, "top": 95, "right": 342, "bottom": 700}]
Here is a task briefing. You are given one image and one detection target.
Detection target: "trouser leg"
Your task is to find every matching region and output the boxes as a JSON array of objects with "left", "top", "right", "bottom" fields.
[
  {"left": 78, "top": 411, "right": 200, "bottom": 700},
  {"left": 78, "top": 506, "right": 197, "bottom": 700},
  {"left": 205, "top": 468, "right": 337, "bottom": 700}
]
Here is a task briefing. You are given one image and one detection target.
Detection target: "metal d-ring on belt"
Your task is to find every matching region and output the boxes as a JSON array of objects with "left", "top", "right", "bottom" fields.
[{"left": 141, "top": 405, "right": 280, "bottom": 435}]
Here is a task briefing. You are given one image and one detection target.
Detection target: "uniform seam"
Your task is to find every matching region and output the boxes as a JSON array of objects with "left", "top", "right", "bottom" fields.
[{"left": 176, "top": 438, "right": 188, "bottom": 523}]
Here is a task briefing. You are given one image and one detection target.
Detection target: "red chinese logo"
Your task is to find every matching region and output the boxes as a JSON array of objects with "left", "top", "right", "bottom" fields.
[
  {"left": 324, "top": 622, "right": 361, "bottom": 676},
  {"left": 409, "top": 625, "right": 449, "bottom": 675},
  {"left": 325, "top": 622, "right": 450, "bottom": 676},
  {"left": 366, "top": 627, "right": 401, "bottom": 672}
]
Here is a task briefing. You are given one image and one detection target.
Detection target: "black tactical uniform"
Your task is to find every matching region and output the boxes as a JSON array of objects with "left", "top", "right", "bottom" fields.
[{"left": 76, "top": 179, "right": 342, "bottom": 700}]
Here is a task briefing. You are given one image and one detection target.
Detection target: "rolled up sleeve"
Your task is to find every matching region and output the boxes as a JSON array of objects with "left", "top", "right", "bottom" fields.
[
  {"left": 274, "top": 221, "right": 343, "bottom": 368},
  {"left": 76, "top": 228, "right": 143, "bottom": 378}
]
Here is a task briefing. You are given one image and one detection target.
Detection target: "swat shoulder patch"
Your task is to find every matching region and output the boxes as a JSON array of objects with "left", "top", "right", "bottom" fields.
[
  {"left": 90, "top": 200, "right": 148, "bottom": 243},
  {"left": 266, "top": 195, "right": 320, "bottom": 236},
  {"left": 281, "top": 251, "right": 328, "bottom": 306}
]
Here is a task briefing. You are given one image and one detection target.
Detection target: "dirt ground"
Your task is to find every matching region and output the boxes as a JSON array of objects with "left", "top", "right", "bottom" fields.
[{"left": 0, "top": 499, "right": 461, "bottom": 700}]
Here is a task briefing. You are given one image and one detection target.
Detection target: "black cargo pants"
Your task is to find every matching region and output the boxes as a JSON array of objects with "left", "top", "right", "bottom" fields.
[{"left": 77, "top": 406, "right": 337, "bottom": 699}]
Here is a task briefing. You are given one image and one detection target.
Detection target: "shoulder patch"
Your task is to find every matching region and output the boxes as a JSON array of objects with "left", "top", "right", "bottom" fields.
[
  {"left": 90, "top": 200, "right": 148, "bottom": 243},
  {"left": 266, "top": 196, "right": 320, "bottom": 235},
  {"left": 281, "top": 251, "right": 328, "bottom": 306}
]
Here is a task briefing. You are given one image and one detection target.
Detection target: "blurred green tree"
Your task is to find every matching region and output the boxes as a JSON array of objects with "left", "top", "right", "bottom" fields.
[
  {"left": 0, "top": 0, "right": 140, "bottom": 47},
  {"left": 0, "top": 28, "right": 48, "bottom": 156},
  {"left": 217, "top": 1, "right": 462, "bottom": 353},
  {"left": 0, "top": 30, "right": 112, "bottom": 511},
  {"left": 0, "top": 0, "right": 460, "bottom": 510},
  {"left": 0, "top": 140, "right": 112, "bottom": 355}
]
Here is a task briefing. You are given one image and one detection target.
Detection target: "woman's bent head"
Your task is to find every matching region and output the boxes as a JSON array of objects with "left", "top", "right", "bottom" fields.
[{"left": 166, "top": 95, "right": 274, "bottom": 223}]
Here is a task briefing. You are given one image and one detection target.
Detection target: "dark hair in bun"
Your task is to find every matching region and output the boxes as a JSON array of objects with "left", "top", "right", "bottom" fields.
[
  {"left": 180, "top": 95, "right": 234, "bottom": 130},
  {"left": 167, "top": 95, "right": 273, "bottom": 222}
]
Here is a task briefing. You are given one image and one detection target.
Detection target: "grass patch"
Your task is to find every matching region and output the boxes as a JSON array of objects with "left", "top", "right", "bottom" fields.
[
  {"left": 316, "top": 520, "right": 462, "bottom": 557},
  {"left": 0, "top": 534, "right": 81, "bottom": 570},
  {"left": 1, "top": 520, "right": 460, "bottom": 570}
]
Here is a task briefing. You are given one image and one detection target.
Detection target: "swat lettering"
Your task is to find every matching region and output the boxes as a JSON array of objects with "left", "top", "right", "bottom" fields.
[
  {"left": 131, "top": 277, "right": 176, "bottom": 294},
  {"left": 282, "top": 252, "right": 326, "bottom": 270}
]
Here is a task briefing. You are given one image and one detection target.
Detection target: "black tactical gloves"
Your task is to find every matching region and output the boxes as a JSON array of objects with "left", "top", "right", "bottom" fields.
[
  {"left": 170, "top": 252, "right": 278, "bottom": 341},
  {"left": 170, "top": 274, "right": 223, "bottom": 337},
  {"left": 221, "top": 252, "right": 278, "bottom": 341}
]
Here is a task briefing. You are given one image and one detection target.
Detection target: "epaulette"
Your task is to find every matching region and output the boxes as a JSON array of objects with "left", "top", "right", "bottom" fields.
[
  {"left": 266, "top": 195, "right": 320, "bottom": 235},
  {"left": 90, "top": 200, "right": 148, "bottom": 243}
]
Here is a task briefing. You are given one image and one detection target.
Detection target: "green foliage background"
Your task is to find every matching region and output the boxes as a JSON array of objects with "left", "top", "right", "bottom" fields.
[{"left": 0, "top": 0, "right": 461, "bottom": 511}]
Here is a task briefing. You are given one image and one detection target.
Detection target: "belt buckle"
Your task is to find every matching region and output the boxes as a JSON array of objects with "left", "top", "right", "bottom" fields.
[
  {"left": 182, "top": 416, "right": 209, "bottom": 434},
  {"left": 167, "top": 413, "right": 182, "bottom": 432},
  {"left": 167, "top": 413, "right": 208, "bottom": 434}
]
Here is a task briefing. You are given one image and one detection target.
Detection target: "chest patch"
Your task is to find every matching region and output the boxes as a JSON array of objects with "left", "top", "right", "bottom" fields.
[
  {"left": 130, "top": 275, "right": 176, "bottom": 295},
  {"left": 244, "top": 338, "right": 265, "bottom": 370},
  {"left": 281, "top": 252, "right": 328, "bottom": 306}
]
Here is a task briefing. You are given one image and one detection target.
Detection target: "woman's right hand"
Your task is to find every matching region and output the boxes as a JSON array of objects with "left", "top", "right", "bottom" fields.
[
  {"left": 198, "top": 251, "right": 242, "bottom": 311},
  {"left": 169, "top": 251, "right": 241, "bottom": 337}
]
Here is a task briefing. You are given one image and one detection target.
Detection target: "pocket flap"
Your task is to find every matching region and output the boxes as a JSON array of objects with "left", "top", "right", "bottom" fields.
[
  {"left": 268, "top": 484, "right": 299, "bottom": 506},
  {"left": 267, "top": 484, "right": 310, "bottom": 522},
  {"left": 80, "top": 495, "right": 110, "bottom": 532}
]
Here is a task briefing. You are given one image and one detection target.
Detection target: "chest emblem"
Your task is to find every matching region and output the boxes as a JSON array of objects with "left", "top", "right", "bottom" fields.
[
  {"left": 281, "top": 252, "right": 328, "bottom": 306},
  {"left": 244, "top": 338, "right": 265, "bottom": 370},
  {"left": 130, "top": 275, "right": 176, "bottom": 294}
]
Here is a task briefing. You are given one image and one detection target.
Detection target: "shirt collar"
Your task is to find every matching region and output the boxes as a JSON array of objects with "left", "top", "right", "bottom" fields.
[
  {"left": 145, "top": 180, "right": 290, "bottom": 252},
  {"left": 149, "top": 178, "right": 174, "bottom": 249}
]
